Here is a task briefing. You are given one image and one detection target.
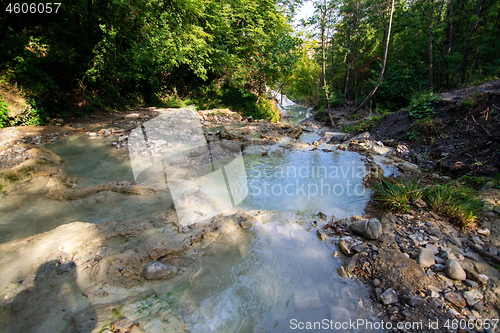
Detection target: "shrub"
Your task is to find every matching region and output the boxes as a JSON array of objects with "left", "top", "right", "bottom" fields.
[
  {"left": 0, "top": 96, "right": 10, "bottom": 128},
  {"left": 407, "top": 92, "right": 441, "bottom": 119}
]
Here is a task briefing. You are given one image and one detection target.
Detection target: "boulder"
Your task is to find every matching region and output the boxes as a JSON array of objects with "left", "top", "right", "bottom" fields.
[
  {"left": 144, "top": 260, "right": 177, "bottom": 280},
  {"left": 349, "top": 218, "right": 382, "bottom": 240}
]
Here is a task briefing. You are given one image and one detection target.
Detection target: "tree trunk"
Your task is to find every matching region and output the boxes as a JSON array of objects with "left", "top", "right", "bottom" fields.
[
  {"left": 460, "top": 0, "right": 483, "bottom": 86},
  {"left": 447, "top": 0, "right": 453, "bottom": 55},
  {"left": 351, "top": 0, "right": 395, "bottom": 114},
  {"left": 320, "top": 0, "right": 333, "bottom": 126},
  {"left": 429, "top": 0, "right": 434, "bottom": 89}
]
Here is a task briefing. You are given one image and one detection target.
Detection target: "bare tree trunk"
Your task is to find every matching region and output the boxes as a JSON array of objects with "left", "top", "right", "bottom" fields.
[
  {"left": 429, "top": 0, "right": 434, "bottom": 89},
  {"left": 320, "top": 0, "right": 333, "bottom": 126},
  {"left": 447, "top": 0, "right": 453, "bottom": 55},
  {"left": 351, "top": 0, "right": 395, "bottom": 114},
  {"left": 460, "top": 0, "right": 483, "bottom": 86}
]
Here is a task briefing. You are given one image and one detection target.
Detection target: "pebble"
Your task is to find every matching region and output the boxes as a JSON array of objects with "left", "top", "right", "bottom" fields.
[
  {"left": 403, "top": 295, "right": 425, "bottom": 307},
  {"left": 339, "top": 239, "right": 351, "bottom": 256},
  {"left": 444, "top": 259, "right": 466, "bottom": 280},
  {"left": 380, "top": 288, "right": 398, "bottom": 305},
  {"left": 373, "top": 278, "right": 381, "bottom": 287},
  {"left": 463, "top": 279, "right": 479, "bottom": 289}
]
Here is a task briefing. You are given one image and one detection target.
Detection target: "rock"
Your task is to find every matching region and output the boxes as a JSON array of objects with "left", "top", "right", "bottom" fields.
[
  {"left": 403, "top": 295, "right": 425, "bottom": 307},
  {"left": 373, "top": 278, "right": 381, "bottom": 287},
  {"left": 463, "top": 290, "right": 483, "bottom": 306},
  {"left": 463, "top": 279, "right": 479, "bottom": 289},
  {"left": 444, "top": 292, "right": 466, "bottom": 308},
  {"left": 380, "top": 213, "right": 396, "bottom": 225},
  {"left": 380, "top": 288, "right": 398, "bottom": 305},
  {"left": 144, "top": 261, "right": 177, "bottom": 280},
  {"left": 425, "top": 243, "right": 439, "bottom": 254},
  {"left": 317, "top": 212, "right": 327, "bottom": 220},
  {"left": 418, "top": 248, "right": 436, "bottom": 268},
  {"left": 463, "top": 267, "right": 488, "bottom": 285},
  {"left": 351, "top": 244, "right": 367, "bottom": 254},
  {"left": 129, "top": 326, "right": 147, "bottom": 333},
  {"left": 339, "top": 239, "right": 351, "bottom": 256},
  {"left": 330, "top": 306, "right": 351, "bottom": 323},
  {"left": 294, "top": 289, "right": 321, "bottom": 309},
  {"left": 349, "top": 218, "right": 382, "bottom": 240},
  {"left": 317, "top": 229, "right": 328, "bottom": 241},
  {"left": 112, "top": 319, "right": 134, "bottom": 333},
  {"left": 412, "top": 198, "right": 427, "bottom": 208},
  {"left": 375, "top": 249, "right": 430, "bottom": 293},
  {"left": 444, "top": 259, "right": 466, "bottom": 280},
  {"left": 220, "top": 140, "right": 242, "bottom": 152},
  {"left": 336, "top": 266, "right": 347, "bottom": 278}
]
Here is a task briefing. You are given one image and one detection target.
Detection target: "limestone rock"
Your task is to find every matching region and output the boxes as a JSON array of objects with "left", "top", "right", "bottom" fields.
[
  {"left": 380, "top": 288, "right": 398, "bottom": 305},
  {"left": 339, "top": 239, "right": 351, "bottom": 256},
  {"left": 349, "top": 218, "right": 382, "bottom": 240},
  {"left": 317, "top": 229, "right": 328, "bottom": 241},
  {"left": 444, "top": 259, "right": 466, "bottom": 280},
  {"left": 144, "top": 260, "right": 177, "bottom": 280},
  {"left": 463, "top": 290, "right": 483, "bottom": 306},
  {"left": 418, "top": 248, "right": 435, "bottom": 268}
]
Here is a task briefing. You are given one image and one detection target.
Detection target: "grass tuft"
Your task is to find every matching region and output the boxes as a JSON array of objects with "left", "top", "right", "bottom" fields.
[{"left": 374, "top": 177, "right": 482, "bottom": 228}]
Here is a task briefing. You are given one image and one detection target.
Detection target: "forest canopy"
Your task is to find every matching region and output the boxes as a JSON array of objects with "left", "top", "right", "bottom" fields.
[{"left": 0, "top": 0, "right": 499, "bottom": 125}]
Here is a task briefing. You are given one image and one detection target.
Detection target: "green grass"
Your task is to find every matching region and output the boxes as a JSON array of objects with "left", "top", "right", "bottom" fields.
[{"left": 374, "top": 177, "right": 482, "bottom": 228}]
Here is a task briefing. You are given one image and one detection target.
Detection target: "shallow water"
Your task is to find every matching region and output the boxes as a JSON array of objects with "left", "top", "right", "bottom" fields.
[
  {"left": 1, "top": 126, "right": 378, "bottom": 331},
  {"left": 45, "top": 135, "right": 135, "bottom": 187},
  {"left": 241, "top": 149, "right": 370, "bottom": 218},
  {"left": 180, "top": 220, "right": 372, "bottom": 333},
  {"left": 0, "top": 177, "right": 172, "bottom": 243},
  {"left": 299, "top": 131, "right": 322, "bottom": 144}
]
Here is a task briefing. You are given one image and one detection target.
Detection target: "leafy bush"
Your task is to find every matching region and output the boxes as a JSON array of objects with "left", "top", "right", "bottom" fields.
[
  {"left": 407, "top": 92, "right": 441, "bottom": 119},
  {"left": 0, "top": 96, "right": 10, "bottom": 128}
]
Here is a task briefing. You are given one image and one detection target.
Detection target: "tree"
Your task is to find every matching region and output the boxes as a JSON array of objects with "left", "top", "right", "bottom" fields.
[{"left": 351, "top": 0, "right": 395, "bottom": 114}]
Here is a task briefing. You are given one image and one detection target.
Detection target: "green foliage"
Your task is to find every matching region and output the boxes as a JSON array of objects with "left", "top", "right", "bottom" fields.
[
  {"left": 374, "top": 177, "right": 482, "bottom": 228},
  {"left": 407, "top": 93, "right": 441, "bottom": 119},
  {"left": 0, "top": 96, "right": 10, "bottom": 128},
  {"left": 341, "top": 115, "right": 384, "bottom": 134},
  {"left": 13, "top": 99, "right": 47, "bottom": 126}
]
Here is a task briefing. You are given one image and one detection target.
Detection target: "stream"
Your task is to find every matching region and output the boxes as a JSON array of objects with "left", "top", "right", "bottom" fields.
[{"left": 0, "top": 107, "right": 379, "bottom": 332}]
